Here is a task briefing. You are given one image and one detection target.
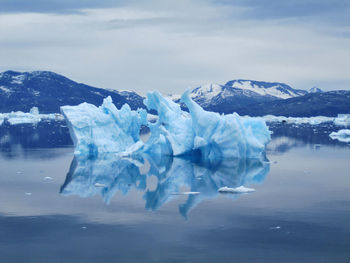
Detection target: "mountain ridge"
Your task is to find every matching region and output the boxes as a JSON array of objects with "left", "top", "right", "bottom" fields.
[
  {"left": 1, "top": 70, "right": 349, "bottom": 117},
  {"left": 0, "top": 70, "right": 145, "bottom": 113}
]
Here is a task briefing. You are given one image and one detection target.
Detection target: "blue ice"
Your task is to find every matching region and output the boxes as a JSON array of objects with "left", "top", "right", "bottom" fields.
[{"left": 60, "top": 91, "right": 270, "bottom": 161}]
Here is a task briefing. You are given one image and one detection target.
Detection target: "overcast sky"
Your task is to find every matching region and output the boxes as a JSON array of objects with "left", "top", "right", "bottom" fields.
[{"left": 0, "top": 0, "right": 349, "bottom": 95}]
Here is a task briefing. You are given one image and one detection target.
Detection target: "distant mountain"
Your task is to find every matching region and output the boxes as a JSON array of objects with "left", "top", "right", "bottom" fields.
[
  {"left": 246, "top": 90, "right": 350, "bottom": 117},
  {"left": 224, "top": 79, "right": 308, "bottom": 99},
  {"left": 0, "top": 70, "right": 145, "bottom": 113},
  {"left": 168, "top": 80, "right": 349, "bottom": 117},
  {"left": 1, "top": 71, "right": 349, "bottom": 117},
  {"left": 309, "top": 86, "right": 323, "bottom": 93},
  {"left": 168, "top": 80, "right": 308, "bottom": 109},
  {"left": 206, "top": 90, "right": 350, "bottom": 117}
]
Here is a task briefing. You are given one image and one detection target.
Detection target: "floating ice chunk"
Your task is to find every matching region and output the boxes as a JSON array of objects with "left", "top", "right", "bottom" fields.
[
  {"left": 25, "top": 192, "right": 32, "bottom": 196},
  {"left": 44, "top": 176, "right": 53, "bottom": 180},
  {"left": 269, "top": 226, "right": 281, "bottom": 230},
  {"left": 329, "top": 129, "right": 350, "bottom": 143},
  {"left": 218, "top": 186, "right": 256, "bottom": 193},
  {"left": 0, "top": 107, "right": 61, "bottom": 125},
  {"left": 262, "top": 115, "right": 334, "bottom": 125},
  {"left": 334, "top": 114, "right": 350, "bottom": 127}
]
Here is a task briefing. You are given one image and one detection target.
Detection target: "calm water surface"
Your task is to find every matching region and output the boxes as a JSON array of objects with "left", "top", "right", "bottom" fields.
[{"left": 0, "top": 121, "right": 349, "bottom": 262}]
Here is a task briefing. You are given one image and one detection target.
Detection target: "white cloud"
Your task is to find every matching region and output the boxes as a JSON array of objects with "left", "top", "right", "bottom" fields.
[{"left": 0, "top": 2, "right": 349, "bottom": 95}]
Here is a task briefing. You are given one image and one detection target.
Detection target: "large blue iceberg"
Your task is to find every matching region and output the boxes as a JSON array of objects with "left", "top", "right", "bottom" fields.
[{"left": 61, "top": 91, "right": 270, "bottom": 161}]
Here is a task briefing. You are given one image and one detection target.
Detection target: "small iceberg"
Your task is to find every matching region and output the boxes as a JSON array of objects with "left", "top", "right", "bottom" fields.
[
  {"left": 0, "top": 107, "right": 63, "bottom": 125},
  {"left": 329, "top": 129, "right": 350, "bottom": 143},
  {"left": 218, "top": 186, "right": 256, "bottom": 193},
  {"left": 44, "top": 176, "right": 53, "bottom": 180}
]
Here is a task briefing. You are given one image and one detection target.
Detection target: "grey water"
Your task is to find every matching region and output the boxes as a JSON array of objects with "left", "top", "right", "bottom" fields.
[{"left": 0, "top": 120, "right": 349, "bottom": 263}]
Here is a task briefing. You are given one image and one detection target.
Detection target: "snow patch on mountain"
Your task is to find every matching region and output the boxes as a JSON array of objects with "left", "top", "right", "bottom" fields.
[
  {"left": 168, "top": 79, "right": 309, "bottom": 107},
  {"left": 0, "top": 86, "right": 11, "bottom": 93},
  {"left": 309, "top": 86, "right": 323, "bottom": 93},
  {"left": 191, "top": 83, "right": 223, "bottom": 99},
  {"left": 10, "top": 74, "right": 26, "bottom": 85},
  {"left": 225, "top": 80, "right": 306, "bottom": 99}
]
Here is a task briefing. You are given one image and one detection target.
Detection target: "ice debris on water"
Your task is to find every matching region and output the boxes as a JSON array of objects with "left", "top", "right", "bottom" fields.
[
  {"left": 44, "top": 176, "right": 53, "bottom": 180},
  {"left": 262, "top": 114, "right": 350, "bottom": 127},
  {"left": 329, "top": 129, "right": 350, "bottom": 143},
  {"left": 60, "top": 91, "right": 271, "bottom": 161},
  {"left": 25, "top": 192, "right": 32, "bottom": 196},
  {"left": 0, "top": 107, "right": 63, "bottom": 125},
  {"left": 218, "top": 186, "right": 256, "bottom": 193}
]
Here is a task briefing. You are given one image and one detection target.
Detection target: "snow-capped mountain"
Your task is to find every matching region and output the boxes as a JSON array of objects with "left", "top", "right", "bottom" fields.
[
  {"left": 1, "top": 70, "right": 348, "bottom": 117},
  {"left": 224, "top": 80, "right": 308, "bottom": 99},
  {"left": 309, "top": 86, "right": 323, "bottom": 93},
  {"left": 0, "top": 70, "right": 145, "bottom": 112},
  {"left": 167, "top": 79, "right": 349, "bottom": 116},
  {"left": 168, "top": 79, "right": 308, "bottom": 110}
]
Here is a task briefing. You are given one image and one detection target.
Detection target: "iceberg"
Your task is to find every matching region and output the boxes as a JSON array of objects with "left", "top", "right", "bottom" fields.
[
  {"left": 218, "top": 186, "right": 256, "bottom": 193},
  {"left": 0, "top": 107, "right": 63, "bottom": 126},
  {"left": 329, "top": 129, "right": 350, "bottom": 143},
  {"left": 334, "top": 114, "right": 350, "bottom": 127},
  {"left": 61, "top": 91, "right": 271, "bottom": 161},
  {"left": 261, "top": 114, "right": 350, "bottom": 127},
  {"left": 261, "top": 115, "right": 334, "bottom": 125}
]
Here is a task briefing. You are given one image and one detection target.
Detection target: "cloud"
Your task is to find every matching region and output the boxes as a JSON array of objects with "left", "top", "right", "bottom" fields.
[
  {"left": 215, "top": 0, "right": 350, "bottom": 20},
  {"left": 0, "top": 0, "right": 126, "bottom": 14},
  {"left": 0, "top": 1, "right": 349, "bottom": 95}
]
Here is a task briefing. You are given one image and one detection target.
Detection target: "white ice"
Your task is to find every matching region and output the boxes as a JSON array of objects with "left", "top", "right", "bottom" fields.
[
  {"left": 261, "top": 114, "right": 350, "bottom": 127},
  {"left": 61, "top": 96, "right": 148, "bottom": 157},
  {"left": 61, "top": 91, "right": 271, "bottom": 161},
  {"left": 218, "top": 186, "right": 256, "bottom": 193},
  {"left": 333, "top": 114, "right": 350, "bottom": 127},
  {"left": 0, "top": 107, "right": 63, "bottom": 125},
  {"left": 329, "top": 129, "right": 350, "bottom": 143}
]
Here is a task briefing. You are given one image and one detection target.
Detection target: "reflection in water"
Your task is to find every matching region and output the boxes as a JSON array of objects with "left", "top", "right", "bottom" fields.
[
  {"left": 61, "top": 154, "right": 269, "bottom": 218},
  {"left": 0, "top": 120, "right": 73, "bottom": 159}
]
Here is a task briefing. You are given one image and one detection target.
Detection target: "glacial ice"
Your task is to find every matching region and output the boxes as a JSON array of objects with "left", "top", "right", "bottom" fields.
[
  {"left": 218, "top": 186, "right": 256, "bottom": 193},
  {"left": 262, "top": 114, "right": 350, "bottom": 127},
  {"left": 0, "top": 107, "right": 62, "bottom": 125},
  {"left": 61, "top": 91, "right": 271, "bottom": 161},
  {"left": 61, "top": 97, "right": 148, "bottom": 156},
  {"left": 333, "top": 114, "right": 350, "bottom": 127},
  {"left": 329, "top": 129, "right": 350, "bottom": 143}
]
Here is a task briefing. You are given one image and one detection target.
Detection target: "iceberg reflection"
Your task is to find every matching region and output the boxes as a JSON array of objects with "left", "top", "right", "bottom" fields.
[{"left": 61, "top": 154, "right": 269, "bottom": 218}]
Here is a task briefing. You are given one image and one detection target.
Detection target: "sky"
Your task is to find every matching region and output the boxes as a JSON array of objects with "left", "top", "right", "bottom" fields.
[{"left": 0, "top": 0, "right": 349, "bottom": 95}]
